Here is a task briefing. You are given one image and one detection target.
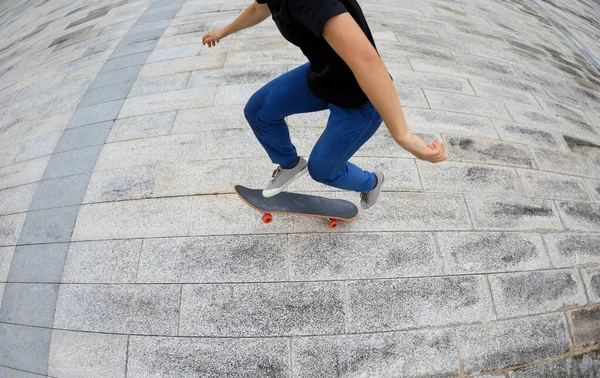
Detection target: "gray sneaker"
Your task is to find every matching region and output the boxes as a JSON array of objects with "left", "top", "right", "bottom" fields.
[
  {"left": 360, "top": 171, "right": 384, "bottom": 210},
  {"left": 262, "top": 157, "right": 308, "bottom": 198}
]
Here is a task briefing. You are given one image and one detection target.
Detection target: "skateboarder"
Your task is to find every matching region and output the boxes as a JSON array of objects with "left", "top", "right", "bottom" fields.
[{"left": 203, "top": 0, "right": 446, "bottom": 210}]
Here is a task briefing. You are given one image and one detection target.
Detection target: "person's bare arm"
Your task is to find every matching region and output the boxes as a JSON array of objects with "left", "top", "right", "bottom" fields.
[
  {"left": 322, "top": 13, "right": 446, "bottom": 163},
  {"left": 203, "top": 1, "right": 271, "bottom": 47}
]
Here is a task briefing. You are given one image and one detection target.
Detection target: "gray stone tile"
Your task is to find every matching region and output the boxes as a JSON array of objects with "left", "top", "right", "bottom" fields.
[
  {"left": 387, "top": 68, "right": 475, "bottom": 95},
  {"left": 437, "top": 232, "right": 550, "bottom": 274},
  {"left": 72, "top": 197, "right": 191, "bottom": 241},
  {"left": 83, "top": 165, "right": 158, "bottom": 203},
  {"left": 569, "top": 306, "right": 600, "bottom": 347},
  {"left": 107, "top": 111, "right": 175, "bottom": 142},
  {"left": 0, "top": 156, "right": 50, "bottom": 191},
  {"left": 29, "top": 174, "right": 91, "bottom": 210},
  {"left": 544, "top": 233, "right": 600, "bottom": 267},
  {"left": 48, "top": 330, "right": 127, "bottom": 378},
  {"left": 0, "top": 323, "right": 52, "bottom": 375},
  {"left": 111, "top": 40, "right": 157, "bottom": 59},
  {"left": 456, "top": 314, "right": 569, "bottom": 373},
  {"left": 0, "top": 282, "right": 4, "bottom": 307},
  {"left": 289, "top": 233, "right": 442, "bottom": 280},
  {"left": 530, "top": 147, "right": 597, "bottom": 178},
  {"left": 67, "top": 100, "right": 124, "bottom": 128},
  {"left": 507, "top": 353, "right": 600, "bottom": 378},
  {"left": 62, "top": 240, "right": 142, "bottom": 283},
  {"left": 129, "top": 73, "right": 190, "bottom": 97},
  {"left": 395, "top": 85, "right": 429, "bottom": 108},
  {"left": 507, "top": 108, "right": 571, "bottom": 134},
  {"left": 55, "top": 121, "right": 113, "bottom": 153},
  {"left": 171, "top": 105, "right": 246, "bottom": 133},
  {"left": 137, "top": 235, "right": 287, "bottom": 283},
  {"left": 100, "top": 52, "right": 152, "bottom": 74},
  {"left": 517, "top": 168, "right": 591, "bottom": 202},
  {"left": 78, "top": 81, "right": 134, "bottom": 108},
  {"left": 127, "top": 20, "right": 172, "bottom": 38},
  {"left": 136, "top": 9, "right": 179, "bottom": 24},
  {"left": 118, "top": 87, "right": 216, "bottom": 117},
  {"left": 0, "top": 365, "right": 44, "bottom": 377},
  {"left": 214, "top": 83, "right": 264, "bottom": 106},
  {"left": 347, "top": 276, "right": 494, "bottom": 332},
  {"left": 7, "top": 244, "right": 69, "bottom": 283},
  {"left": 0, "top": 213, "right": 26, "bottom": 246},
  {"left": 444, "top": 135, "right": 535, "bottom": 168},
  {"left": 120, "top": 28, "right": 166, "bottom": 46},
  {"left": 53, "top": 284, "right": 180, "bottom": 334},
  {"left": 138, "top": 55, "right": 225, "bottom": 78},
  {"left": 583, "top": 268, "right": 600, "bottom": 303},
  {"left": 0, "top": 183, "right": 37, "bottom": 215},
  {"left": 17, "top": 206, "right": 79, "bottom": 244},
  {"left": 489, "top": 269, "right": 587, "bottom": 318},
  {"left": 147, "top": 44, "right": 202, "bottom": 63},
  {"left": 409, "top": 57, "right": 486, "bottom": 80},
  {"left": 41, "top": 145, "right": 103, "bottom": 180},
  {"left": 180, "top": 282, "right": 345, "bottom": 336},
  {"left": 127, "top": 336, "right": 289, "bottom": 378},
  {"left": 494, "top": 120, "right": 563, "bottom": 149},
  {"left": 88, "top": 66, "right": 142, "bottom": 91},
  {"left": 470, "top": 80, "right": 540, "bottom": 109},
  {"left": 14, "top": 133, "right": 61, "bottom": 163},
  {"left": 292, "top": 329, "right": 459, "bottom": 377},
  {"left": 466, "top": 195, "right": 562, "bottom": 231},
  {"left": 557, "top": 201, "right": 600, "bottom": 232},
  {"left": 187, "top": 64, "right": 287, "bottom": 88},
  {"left": 0, "top": 283, "right": 59, "bottom": 327},
  {"left": 418, "top": 160, "right": 522, "bottom": 194},
  {"left": 585, "top": 179, "right": 600, "bottom": 203},
  {"left": 0, "top": 246, "right": 15, "bottom": 282},
  {"left": 0, "top": 144, "right": 19, "bottom": 167},
  {"left": 224, "top": 49, "right": 307, "bottom": 67}
]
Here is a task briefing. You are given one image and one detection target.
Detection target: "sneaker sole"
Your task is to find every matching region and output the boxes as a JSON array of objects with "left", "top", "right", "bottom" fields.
[{"left": 262, "top": 167, "right": 307, "bottom": 198}]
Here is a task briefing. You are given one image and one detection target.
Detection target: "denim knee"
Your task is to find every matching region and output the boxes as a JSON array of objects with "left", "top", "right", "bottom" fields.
[{"left": 307, "top": 158, "right": 338, "bottom": 184}]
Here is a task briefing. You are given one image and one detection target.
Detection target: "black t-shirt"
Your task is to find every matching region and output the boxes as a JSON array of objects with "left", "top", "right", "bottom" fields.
[{"left": 256, "top": 0, "right": 378, "bottom": 108}]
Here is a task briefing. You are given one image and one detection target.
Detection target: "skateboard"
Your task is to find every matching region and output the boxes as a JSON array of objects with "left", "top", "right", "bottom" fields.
[{"left": 234, "top": 185, "right": 359, "bottom": 228}]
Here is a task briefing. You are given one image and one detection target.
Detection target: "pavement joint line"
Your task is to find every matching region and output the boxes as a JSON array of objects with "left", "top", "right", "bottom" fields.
[
  {"left": 0, "top": 363, "right": 45, "bottom": 377},
  {"left": 485, "top": 275, "right": 499, "bottom": 320},
  {"left": 578, "top": 267, "right": 592, "bottom": 304}
]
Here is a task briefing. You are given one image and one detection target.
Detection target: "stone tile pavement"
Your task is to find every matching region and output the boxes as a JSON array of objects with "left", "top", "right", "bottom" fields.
[{"left": 0, "top": 0, "right": 599, "bottom": 376}]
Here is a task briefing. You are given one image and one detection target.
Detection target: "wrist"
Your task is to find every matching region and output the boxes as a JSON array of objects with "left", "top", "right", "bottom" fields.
[{"left": 394, "top": 130, "right": 412, "bottom": 146}]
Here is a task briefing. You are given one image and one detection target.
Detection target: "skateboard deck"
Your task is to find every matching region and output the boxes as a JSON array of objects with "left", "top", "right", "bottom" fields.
[{"left": 234, "top": 185, "right": 359, "bottom": 228}]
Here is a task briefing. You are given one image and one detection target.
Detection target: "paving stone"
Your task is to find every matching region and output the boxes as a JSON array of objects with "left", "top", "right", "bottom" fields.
[
  {"left": 136, "top": 9, "right": 179, "bottom": 25},
  {"left": 187, "top": 64, "right": 287, "bottom": 88},
  {"left": 0, "top": 144, "right": 20, "bottom": 167},
  {"left": 147, "top": 44, "right": 202, "bottom": 63},
  {"left": 445, "top": 135, "right": 535, "bottom": 168},
  {"left": 53, "top": 284, "right": 180, "bottom": 334},
  {"left": 62, "top": 240, "right": 142, "bottom": 283},
  {"left": 127, "top": 19, "right": 172, "bottom": 36},
  {"left": 456, "top": 314, "right": 570, "bottom": 373},
  {"left": 0, "top": 246, "right": 14, "bottom": 282},
  {"left": 137, "top": 235, "right": 287, "bottom": 283},
  {"left": 0, "top": 183, "right": 36, "bottom": 215},
  {"left": 83, "top": 165, "right": 158, "bottom": 203},
  {"left": 387, "top": 68, "right": 475, "bottom": 95},
  {"left": 395, "top": 85, "right": 429, "bottom": 108},
  {"left": 29, "top": 174, "right": 91, "bottom": 210},
  {"left": 0, "top": 213, "right": 26, "bottom": 246},
  {"left": 466, "top": 195, "right": 562, "bottom": 231},
  {"left": 516, "top": 168, "right": 591, "bottom": 201},
  {"left": 171, "top": 105, "right": 246, "bottom": 133},
  {"left": 0, "top": 283, "right": 59, "bottom": 327},
  {"left": 585, "top": 179, "right": 600, "bottom": 202},
  {"left": 118, "top": 87, "right": 216, "bottom": 117},
  {"left": 14, "top": 133, "right": 61, "bottom": 163},
  {"left": 583, "top": 267, "right": 600, "bottom": 303},
  {"left": 570, "top": 306, "right": 600, "bottom": 347},
  {"left": 138, "top": 54, "right": 225, "bottom": 78},
  {"left": 129, "top": 72, "right": 190, "bottom": 97},
  {"left": 489, "top": 269, "right": 587, "bottom": 318},
  {"left": 48, "top": 330, "right": 127, "bottom": 378},
  {"left": 437, "top": 232, "right": 550, "bottom": 274},
  {"left": 67, "top": 100, "right": 124, "bottom": 128},
  {"left": 557, "top": 201, "right": 600, "bottom": 232},
  {"left": 507, "top": 108, "right": 571, "bottom": 134},
  {"left": 347, "top": 275, "right": 494, "bottom": 332},
  {"left": 100, "top": 52, "right": 152, "bottom": 75},
  {"left": 17, "top": 206, "right": 79, "bottom": 244},
  {"left": 292, "top": 329, "right": 459, "bottom": 377},
  {"left": 88, "top": 66, "right": 142, "bottom": 91},
  {"left": 111, "top": 39, "right": 157, "bottom": 59},
  {"left": 0, "top": 365, "right": 45, "bottom": 377},
  {"left": 179, "top": 282, "right": 345, "bottom": 336},
  {"left": 55, "top": 121, "right": 112, "bottom": 153},
  {"left": 0, "top": 323, "right": 52, "bottom": 375},
  {"left": 530, "top": 147, "right": 597, "bottom": 178},
  {"left": 494, "top": 120, "right": 563, "bottom": 149},
  {"left": 289, "top": 232, "right": 441, "bottom": 280},
  {"left": 72, "top": 197, "right": 191, "bottom": 241},
  {"left": 7, "top": 244, "right": 69, "bottom": 283},
  {"left": 424, "top": 89, "right": 510, "bottom": 119},
  {"left": 418, "top": 160, "right": 522, "bottom": 194},
  {"left": 214, "top": 83, "right": 264, "bottom": 106},
  {"left": 544, "top": 233, "right": 600, "bottom": 267},
  {"left": 507, "top": 352, "right": 600, "bottom": 378},
  {"left": 470, "top": 79, "right": 540, "bottom": 109},
  {"left": 108, "top": 111, "right": 175, "bottom": 142},
  {"left": 409, "top": 57, "right": 486, "bottom": 80},
  {"left": 224, "top": 49, "right": 308, "bottom": 67},
  {"left": 120, "top": 27, "right": 166, "bottom": 46},
  {"left": 78, "top": 81, "right": 134, "bottom": 108},
  {"left": 41, "top": 145, "right": 103, "bottom": 180},
  {"left": 127, "top": 336, "right": 289, "bottom": 377}
]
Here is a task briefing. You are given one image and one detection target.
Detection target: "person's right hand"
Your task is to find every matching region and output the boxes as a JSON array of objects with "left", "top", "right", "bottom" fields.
[
  {"left": 398, "top": 133, "right": 447, "bottom": 163},
  {"left": 202, "top": 29, "right": 226, "bottom": 48}
]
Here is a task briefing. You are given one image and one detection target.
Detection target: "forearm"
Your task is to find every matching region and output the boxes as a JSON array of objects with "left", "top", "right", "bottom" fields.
[
  {"left": 353, "top": 58, "right": 411, "bottom": 144},
  {"left": 222, "top": 4, "right": 269, "bottom": 37}
]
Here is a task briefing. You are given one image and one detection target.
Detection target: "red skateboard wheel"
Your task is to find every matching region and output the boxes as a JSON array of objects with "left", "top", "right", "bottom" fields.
[
  {"left": 262, "top": 213, "right": 273, "bottom": 224},
  {"left": 329, "top": 219, "right": 338, "bottom": 228}
]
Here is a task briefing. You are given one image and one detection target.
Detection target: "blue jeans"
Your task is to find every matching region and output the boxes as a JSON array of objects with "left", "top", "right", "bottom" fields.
[{"left": 244, "top": 63, "right": 383, "bottom": 192}]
